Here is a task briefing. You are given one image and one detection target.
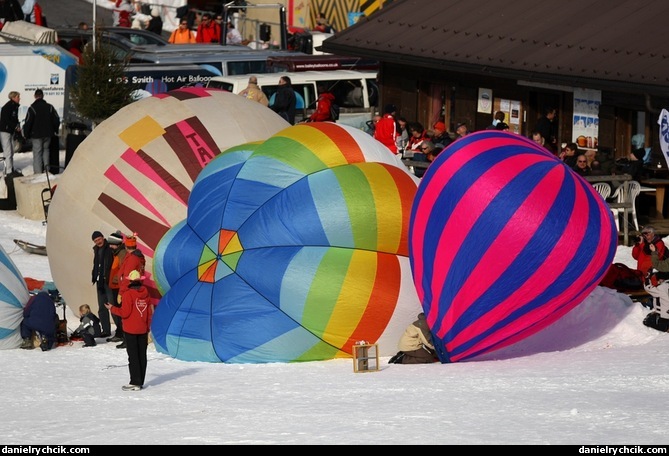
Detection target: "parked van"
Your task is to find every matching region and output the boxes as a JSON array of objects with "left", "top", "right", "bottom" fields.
[{"left": 206, "top": 70, "right": 379, "bottom": 128}]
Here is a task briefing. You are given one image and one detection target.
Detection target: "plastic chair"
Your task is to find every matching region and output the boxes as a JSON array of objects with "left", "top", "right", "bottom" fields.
[
  {"left": 592, "top": 182, "right": 611, "bottom": 200},
  {"left": 592, "top": 182, "right": 615, "bottom": 227},
  {"left": 611, "top": 180, "right": 641, "bottom": 231}
]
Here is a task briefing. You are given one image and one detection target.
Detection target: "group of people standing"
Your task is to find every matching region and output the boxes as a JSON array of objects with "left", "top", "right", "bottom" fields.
[
  {"left": 0, "top": 88, "right": 60, "bottom": 175},
  {"left": 112, "top": 0, "right": 162, "bottom": 35},
  {"left": 90, "top": 229, "right": 151, "bottom": 391},
  {"left": 168, "top": 10, "right": 243, "bottom": 45},
  {"left": 371, "top": 103, "right": 462, "bottom": 175},
  {"left": 237, "top": 75, "right": 339, "bottom": 126}
]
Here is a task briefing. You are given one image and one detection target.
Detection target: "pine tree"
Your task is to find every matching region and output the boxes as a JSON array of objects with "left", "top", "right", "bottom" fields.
[{"left": 68, "top": 33, "right": 138, "bottom": 125}]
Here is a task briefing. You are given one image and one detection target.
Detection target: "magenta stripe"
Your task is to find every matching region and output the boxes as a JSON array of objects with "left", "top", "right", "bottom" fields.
[
  {"left": 430, "top": 152, "right": 552, "bottom": 334},
  {"left": 452, "top": 179, "right": 613, "bottom": 360},
  {"left": 412, "top": 137, "right": 512, "bottom": 325},
  {"left": 441, "top": 163, "right": 566, "bottom": 341}
]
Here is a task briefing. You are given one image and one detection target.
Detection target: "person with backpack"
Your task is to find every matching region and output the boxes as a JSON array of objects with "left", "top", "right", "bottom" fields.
[
  {"left": 22, "top": 88, "right": 59, "bottom": 174},
  {"left": 306, "top": 83, "right": 336, "bottom": 122},
  {"left": 106, "top": 270, "right": 151, "bottom": 391}
]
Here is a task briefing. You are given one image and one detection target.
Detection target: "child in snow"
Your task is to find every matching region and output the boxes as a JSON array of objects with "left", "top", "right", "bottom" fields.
[{"left": 74, "top": 304, "right": 102, "bottom": 347}]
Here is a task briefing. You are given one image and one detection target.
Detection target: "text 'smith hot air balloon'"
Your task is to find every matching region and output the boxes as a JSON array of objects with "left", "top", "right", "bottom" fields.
[
  {"left": 152, "top": 122, "right": 422, "bottom": 363},
  {"left": 409, "top": 130, "right": 617, "bottom": 363}
]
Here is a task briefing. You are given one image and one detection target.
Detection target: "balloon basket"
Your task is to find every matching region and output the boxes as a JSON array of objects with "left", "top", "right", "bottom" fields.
[{"left": 352, "top": 342, "right": 379, "bottom": 373}]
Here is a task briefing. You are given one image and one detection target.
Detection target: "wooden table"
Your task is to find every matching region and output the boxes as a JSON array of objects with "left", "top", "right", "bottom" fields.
[
  {"left": 402, "top": 159, "right": 430, "bottom": 170},
  {"left": 584, "top": 174, "right": 632, "bottom": 184},
  {"left": 640, "top": 178, "right": 669, "bottom": 218}
]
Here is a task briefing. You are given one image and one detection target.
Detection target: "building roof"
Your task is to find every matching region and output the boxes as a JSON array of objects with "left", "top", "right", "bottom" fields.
[{"left": 321, "top": 0, "right": 669, "bottom": 96}]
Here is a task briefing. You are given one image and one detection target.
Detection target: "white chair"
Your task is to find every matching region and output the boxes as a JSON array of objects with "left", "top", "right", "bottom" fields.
[
  {"left": 592, "top": 182, "right": 611, "bottom": 200},
  {"left": 611, "top": 180, "right": 641, "bottom": 231},
  {"left": 592, "top": 182, "right": 615, "bottom": 228}
]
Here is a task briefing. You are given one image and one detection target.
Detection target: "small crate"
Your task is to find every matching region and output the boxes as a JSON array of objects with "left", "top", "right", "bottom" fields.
[{"left": 352, "top": 343, "right": 379, "bottom": 373}]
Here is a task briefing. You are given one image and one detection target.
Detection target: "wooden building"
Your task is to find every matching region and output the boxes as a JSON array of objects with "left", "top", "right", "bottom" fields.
[{"left": 322, "top": 0, "right": 669, "bottom": 164}]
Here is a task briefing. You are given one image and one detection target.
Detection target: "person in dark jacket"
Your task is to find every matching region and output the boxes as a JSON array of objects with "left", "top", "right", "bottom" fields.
[
  {"left": 145, "top": 7, "right": 162, "bottom": 36},
  {"left": 91, "top": 230, "right": 114, "bottom": 338},
  {"left": 270, "top": 75, "right": 296, "bottom": 125},
  {"left": 106, "top": 270, "right": 151, "bottom": 391},
  {"left": 535, "top": 106, "right": 558, "bottom": 154},
  {"left": 0, "top": 0, "right": 24, "bottom": 25},
  {"left": 19, "top": 291, "right": 57, "bottom": 350},
  {"left": 23, "top": 88, "right": 60, "bottom": 174},
  {"left": 0, "top": 90, "right": 21, "bottom": 175}
]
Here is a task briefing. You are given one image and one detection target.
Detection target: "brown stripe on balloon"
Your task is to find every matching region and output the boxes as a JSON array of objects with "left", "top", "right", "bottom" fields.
[
  {"left": 135, "top": 149, "right": 191, "bottom": 205},
  {"left": 164, "top": 117, "right": 221, "bottom": 182},
  {"left": 98, "top": 193, "right": 170, "bottom": 251}
]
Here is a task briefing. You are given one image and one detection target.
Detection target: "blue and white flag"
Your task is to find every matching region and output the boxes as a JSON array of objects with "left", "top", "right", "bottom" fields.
[{"left": 658, "top": 109, "right": 669, "bottom": 168}]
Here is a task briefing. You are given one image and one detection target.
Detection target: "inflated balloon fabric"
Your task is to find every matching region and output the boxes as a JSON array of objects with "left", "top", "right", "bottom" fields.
[
  {"left": 46, "top": 88, "right": 290, "bottom": 316},
  {"left": 0, "top": 244, "right": 30, "bottom": 349},
  {"left": 410, "top": 130, "right": 617, "bottom": 363},
  {"left": 152, "top": 122, "right": 422, "bottom": 363}
]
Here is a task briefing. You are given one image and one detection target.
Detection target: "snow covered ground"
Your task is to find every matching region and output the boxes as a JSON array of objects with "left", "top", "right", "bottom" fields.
[{"left": 1, "top": 151, "right": 668, "bottom": 445}]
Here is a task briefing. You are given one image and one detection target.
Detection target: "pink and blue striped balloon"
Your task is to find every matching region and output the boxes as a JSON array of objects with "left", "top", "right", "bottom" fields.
[{"left": 409, "top": 130, "right": 617, "bottom": 363}]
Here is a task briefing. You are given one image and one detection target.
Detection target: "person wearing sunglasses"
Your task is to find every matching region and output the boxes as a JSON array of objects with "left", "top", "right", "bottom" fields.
[
  {"left": 169, "top": 19, "right": 195, "bottom": 43},
  {"left": 572, "top": 155, "right": 591, "bottom": 177},
  {"left": 412, "top": 140, "right": 435, "bottom": 178},
  {"left": 196, "top": 12, "right": 221, "bottom": 43}
]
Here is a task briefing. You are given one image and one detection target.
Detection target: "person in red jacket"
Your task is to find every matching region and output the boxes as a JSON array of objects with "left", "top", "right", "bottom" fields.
[
  {"left": 106, "top": 270, "right": 151, "bottom": 391},
  {"left": 117, "top": 233, "right": 145, "bottom": 297},
  {"left": 632, "top": 225, "right": 667, "bottom": 276},
  {"left": 195, "top": 13, "right": 221, "bottom": 43},
  {"left": 373, "top": 104, "right": 398, "bottom": 155},
  {"left": 306, "top": 84, "right": 335, "bottom": 122}
]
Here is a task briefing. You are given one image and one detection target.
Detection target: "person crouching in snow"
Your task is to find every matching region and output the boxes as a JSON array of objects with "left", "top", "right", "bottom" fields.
[
  {"left": 389, "top": 313, "right": 438, "bottom": 364},
  {"left": 20, "top": 291, "right": 57, "bottom": 350},
  {"left": 74, "top": 304, "right": 102, "bottom": 347}
]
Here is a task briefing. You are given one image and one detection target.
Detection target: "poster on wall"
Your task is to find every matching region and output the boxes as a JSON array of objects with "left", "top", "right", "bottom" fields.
[
  {"left": 493, "top": 98, "right": 523, "bottom": 134},
  {"left": 477, "top": 88, "right": 492, "bottom": 114},
  {"left": 572, "top": 88, "right": 601, "bottom": 149}
]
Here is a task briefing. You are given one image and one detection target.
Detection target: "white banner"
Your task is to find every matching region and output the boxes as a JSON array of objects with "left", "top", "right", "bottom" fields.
[{"left": 658, "top": 108, "right": 669, "bottom": 169}]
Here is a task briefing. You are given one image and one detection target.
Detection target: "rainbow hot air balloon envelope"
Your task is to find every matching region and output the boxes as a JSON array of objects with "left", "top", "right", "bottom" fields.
[
  {"left": 151, "top": 122, "right": 422, "bottom": 363},
  {"left": 409, "top": 130, "right": 617, "bottom": 363}
]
